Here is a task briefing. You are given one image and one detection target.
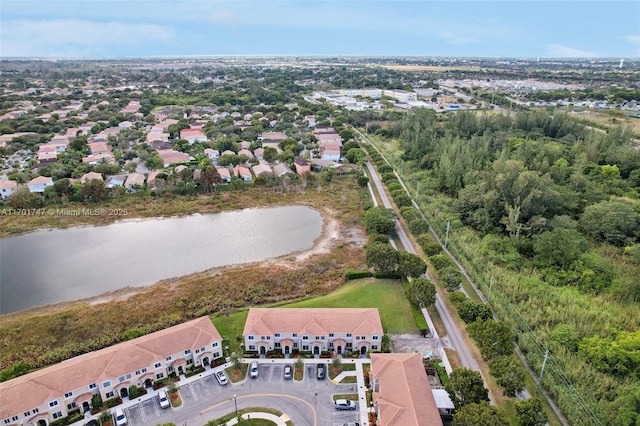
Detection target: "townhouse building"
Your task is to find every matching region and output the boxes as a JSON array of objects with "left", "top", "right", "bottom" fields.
[
  {"left": 243, "top": 308, "right": 383, "bottom": 356},
  {"left": 0, "top": 317, "right": 222, "bottom": 426}
]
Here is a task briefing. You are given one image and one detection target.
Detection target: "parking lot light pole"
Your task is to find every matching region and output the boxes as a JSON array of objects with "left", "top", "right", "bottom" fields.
[{"left": 233, "top": 394, "right": 238, "bottom": 417}]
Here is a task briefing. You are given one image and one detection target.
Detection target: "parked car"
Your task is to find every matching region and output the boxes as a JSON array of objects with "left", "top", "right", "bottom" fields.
[
  {"left": 284, "top": 365, "right": 293, "bottom": 380},
  {"left": 85, "top": 420, "right": 99, "bottom": 426},
  {"left": 114, "top": 408, "right": 127, "bottom": 426},
  {"left": 342, "top": 423, "right": 360, "bottom": 426},
  {"left": 316, "top": 363, "right": 326, "bottom": 380},
  {"left": 215, "top": 370, "right": 229, "bottom": 385},
  {"left": 335, "top": 399, "right": 357, "bottom": 411},
  {"left": 158, "top": 389, "right": 170, "bottom": 409},
  {"left": 250, "top": 361, "right": 259, "bottom": 379}
]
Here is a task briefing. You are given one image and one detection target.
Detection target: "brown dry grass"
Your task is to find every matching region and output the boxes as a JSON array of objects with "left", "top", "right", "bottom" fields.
[{"left": 0, "top": 176, "right": 369, "bottom": 372}]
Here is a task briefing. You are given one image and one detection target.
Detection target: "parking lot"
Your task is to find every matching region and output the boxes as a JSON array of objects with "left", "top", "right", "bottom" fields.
[{"left": 118, "top": 361, "right": 364, "bottom": 426}]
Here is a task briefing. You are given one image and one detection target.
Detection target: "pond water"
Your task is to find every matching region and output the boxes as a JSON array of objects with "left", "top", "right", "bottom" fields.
[{"left": 0, "top": 205, "right": 323, "bottom": 314}]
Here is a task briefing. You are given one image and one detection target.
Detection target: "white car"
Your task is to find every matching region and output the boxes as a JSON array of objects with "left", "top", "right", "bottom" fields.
[
  {"left": 215, "top": 370, "right": 229, "bottom": 385},
  {"left": 158, "top": 389, "right": 170, "bottom": 409},
  {"left": 114, "top": 408, "right": 127, "bottom": 426},
  {"left": 249, "top": 362, "right": 259, "bottom": 378}
]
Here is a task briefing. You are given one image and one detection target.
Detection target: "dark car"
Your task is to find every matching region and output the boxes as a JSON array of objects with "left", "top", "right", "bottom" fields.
[
  {"left": 85, "top": 420, "right": 99, "bottom": 426},
  {"left": 284, "top": 365, "right": 293, "bottom": 380},
  {"left": 316, "top": 363, "right": 326, "bottom": 380}
]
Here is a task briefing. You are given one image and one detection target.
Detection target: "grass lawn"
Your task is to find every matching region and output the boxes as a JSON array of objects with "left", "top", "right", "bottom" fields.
[
  {"left": 332, "top": 394, "right": 358, "bottom": 401},
  {"left": 283, "top": 278, "right": 419, "bottom": 334},
  {"left": 225, "top": 364, "right": 248, "bottom": 383},
  {"left": 212, "top": 310, "right": 249, "bottom": 355}
]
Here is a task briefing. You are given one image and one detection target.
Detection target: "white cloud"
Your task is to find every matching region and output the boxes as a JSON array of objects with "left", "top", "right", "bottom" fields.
[
  {"left": 547, "top": 44, "right": 598, "bottom": 57},
  {"left": 625, "top": 35, "right": 640, "bottom": 44},
  {"left": 0, "top": 19, "right": 176, "bottom": 57}
]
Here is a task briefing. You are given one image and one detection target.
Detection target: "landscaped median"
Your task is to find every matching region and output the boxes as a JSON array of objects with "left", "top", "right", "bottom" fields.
[{"left": 208, "top": 407, "right": 293, "bottom": 426}]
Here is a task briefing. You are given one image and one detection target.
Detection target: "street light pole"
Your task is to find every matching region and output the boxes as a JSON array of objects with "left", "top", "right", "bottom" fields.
[{"left": 233, "top": 394, "right": 238, "bottom": 417}]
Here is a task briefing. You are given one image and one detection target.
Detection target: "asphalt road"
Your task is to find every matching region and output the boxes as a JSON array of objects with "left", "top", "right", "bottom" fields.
[{"left": 363, "top": 137, "right": 493, "bottom": 401}]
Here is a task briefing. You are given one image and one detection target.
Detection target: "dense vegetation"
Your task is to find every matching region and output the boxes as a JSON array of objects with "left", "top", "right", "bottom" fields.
[{"left": 369, "top": 109, "right": 640, "bottom": 425}]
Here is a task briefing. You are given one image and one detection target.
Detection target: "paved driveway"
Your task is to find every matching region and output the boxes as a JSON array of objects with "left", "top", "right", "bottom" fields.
[{"left": 119, "top": 362, "right": 362, "bottom": 426}]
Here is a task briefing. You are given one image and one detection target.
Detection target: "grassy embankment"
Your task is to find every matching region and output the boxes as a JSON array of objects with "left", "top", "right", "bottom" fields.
[
  {"left": 213, "top": 277, "right": 419, "bottom": 355},
  {"left": 0, "top": 176, "right": 369, "bottom": 374}
]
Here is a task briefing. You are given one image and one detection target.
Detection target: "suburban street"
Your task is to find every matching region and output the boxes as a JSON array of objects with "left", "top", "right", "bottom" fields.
[{"left": 361, "top": 131, "right": 493, "bottom": 400}]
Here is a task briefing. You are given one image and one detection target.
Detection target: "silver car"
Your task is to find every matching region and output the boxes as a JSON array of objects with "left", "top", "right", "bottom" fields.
[
  {"left": 249, "top": 362, "right": 259, "bottom": 379},
  {"left": 215, "top": 370, "right": 229, "bottom": 385}
]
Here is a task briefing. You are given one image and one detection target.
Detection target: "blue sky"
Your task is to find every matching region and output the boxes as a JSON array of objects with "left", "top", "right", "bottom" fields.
[{"left": 1, "top": 1, "right": 639, "bottom": 58}]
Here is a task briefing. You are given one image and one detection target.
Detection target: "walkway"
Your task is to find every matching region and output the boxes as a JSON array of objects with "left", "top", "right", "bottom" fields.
[{"left": 226, "top": 411, "right": 289, "bottom": 426}]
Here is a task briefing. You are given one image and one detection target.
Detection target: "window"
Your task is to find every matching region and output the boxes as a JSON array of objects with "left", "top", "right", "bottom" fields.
[
  {"left": 247, "top": 335, "right": 254, "bottom": 340},
  {"left": 168, "top": 366, "right": 174, "bottom": 372},
  {"left": 11, "top": 417, "right": 17, "bottom": 422},
  {"left": 154, "top": 362, "right": 162, "bottom": 369},
  {"left": 195, "top": 349, "right": 200, "bottom": 354},
  {"left": 4, "top": 419, "right": 11, "bottom": 425},
  {"left": 64, "top": 391, "right": 73, "bottom": 398},
  {"left": 266, "top": 336, "right": 271, "bottom": 340},
  {"left": 292, "top": 333, "right": 297, "bottom": 337},
  {"left": 346, "top": 333, "right": 352, "bottom": 337},
  {"left": 201, "top": 347, "right": 205, "bottom": 352},
  {"left": 329, "top": 333, "right": 334, "bottom": 337},
  {"left": 48, "top": 400, "right": 59, "bottom": 408},
  {"left": 329, "top": 342, "right": 334, "bottom": 348},
  {"left": 302, "top": 345, "right": 309, "bottom": 351},
  {"left": 184, "top": 349, "right": 191, "bottom": 355},
  {"left": 126, "top": 374, "right": 131, "bottom": 379},
  {"left": 274, "top": 333, "right": 280, "bottom": 337},
  {"left": 135, "top": 370, "right": 141, "bottom": 375},
  {"left": 102, "top": 380, "right": 111, "bottom": 388},
  {"left": 52, "top": 412, "right": 63, "bottom": 420},
  {"left": 315, "top": 336, "right": 321, "bottom": 340},
  {"left": 166, "top": 356, "right": 172, "bottom": 361},
  {"left": 186, "top": 359, "right": 193, "bottom": 365},
  {"left": 372, "top": 335, "right": 379, "bottom": 340},
  {"left": 33, "top": 409, "right": 39, "bottom": 414},
  {"left": 302, "top": 335, "right": 309, "bottom": 340},
  {"left": 213, "top": 352, "right": 220, "bottom": 358},
  {"left": 141, "top": 368, "right": 147, "bottom": 373},
  {"left": 67, "top": 402, "right": 76, "bottom": 410},
  {"left": 156, "top": 373, "right": 164, "bottom": 380},
  {"left": 212, "top": 342, "right": 219, "bottom": 347},
  {"left": 293, "top": 343, "right": 298, "bottom": 348},
  {"left": 105, "top": 391, "right": 114, "bottom": 399},
  {"left": 274, "top": 342, "right": 281, "bottom": 348},
  {"left": 23, "top": 411, "right": 31, "bottom": 417},
  {"left": 372, "top": 345, "right": 378, "bottom": 350},
  {"left": 248, "top": 345, "right": 255, "bottom": 351},
  {"left": 119, "top": 376, "right": 125, "bottom": 382}
]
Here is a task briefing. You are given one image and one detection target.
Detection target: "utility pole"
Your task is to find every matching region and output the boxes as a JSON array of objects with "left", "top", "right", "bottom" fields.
[
  {"left": 536, "top": 350, "right": 550, "bottom": 393},
  {"left": 416, "top": 180, "right": 419, "bottom": 202},
  {"left": 444, "top": 220, "right": 451, "bottom": 248}
]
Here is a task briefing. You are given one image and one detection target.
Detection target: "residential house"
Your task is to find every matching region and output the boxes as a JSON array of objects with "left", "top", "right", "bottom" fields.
[
  {"left": 220, "top": 150, "right": 236, "bottom": 158},
  {"left": 37, "top": 147, "right": 58, "bottom": 163},
  {"left": 146, "top": 171, "right": 161, "bottom": 189},
  {"left": 118, "top": 121, "right": 133, "bottom": 129},
  {"left": 124, "top": 173, "right": 145, "bottom": 191},
  {"left": 204, "top": 149, "right": 219, "bottom": 161},
  {"left": 180, "top": 128, "right": 207, "bottom": 144},
  {"left": 82, "top": 153, "right": 116, "bottom": 165},
  {"left": 258, "top": 132, "right": 287, "bottom": 144},
  {"left": 252, "top": 164, "right": 272, "bottom": 177},
  {"left": 243, "top": 308, "right": 383, "bottom": 356},
  {"left": 253, "top": 148, "right": 264, "bottom": 161},
  {"left": 316, "top": 132, "right": 343, "bottom": 146},
  {"left": 272, "top": 163, "right": 293, "bottom": 177},
  {"left": 320, "top": 146, "right": 341, "bottom": 162},
  {"left": 149, "top": 140, "right": 172, "bottom": 151},
  {"left": 27, "top": 176, "right": 53, "bottom": 193},
  {"left": 294, "top": 157, "right": 311, "bottom": 175},
  {"left": 233, "top": 166, "right": 252, "bottom": 182},
  {"left": 370, "top": 353, "right": 443, "bottom": 426},
  {"left": 78, "top": 123, "right": 94, "bottom": 134},
  {"left": 238, "top": 149, "right": 254, "bottom": 159},
  {"left": 216, "top": 167, "right": 232, "bottom": 183},
  {"left": 0, "top": 317, "right": 222, "bottom": 426},
  {"left": 105, "top": 175, "right": 126, "bottom": 189},
  {"left": 119, "top": 99, "right": 141, "bottom": 114},
  {"left": 88, "top": 142, "right": 110, "bottom": 155},
  {"left": 157, "top": 150, "right": 190, "bottom": 167},
  {"left": 79, "top": 172, "right": 103, "bottom": 184},
  {"left": 0, "top": 180, "right": 17, "bottom": 201}
]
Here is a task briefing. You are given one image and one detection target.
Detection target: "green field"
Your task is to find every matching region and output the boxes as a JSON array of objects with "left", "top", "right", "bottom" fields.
[{"left": 211, "top": 278, "right": 420, "bottom": 352}]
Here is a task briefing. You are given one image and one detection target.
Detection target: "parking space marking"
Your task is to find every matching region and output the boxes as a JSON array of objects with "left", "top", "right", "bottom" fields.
[
  {"left": 138, "top": 401, "right": 146, "bottom": 424},
  {"left": 189, "top": 383, "right": 199, "bottom": 401},
  {"left": 200, "top": 378, "right": 211, "bottom": 396}
]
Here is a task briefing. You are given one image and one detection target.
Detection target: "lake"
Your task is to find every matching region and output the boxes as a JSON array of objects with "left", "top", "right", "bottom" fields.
[{"left": 0, "top": 205, "right": 323, "bottom": 314}]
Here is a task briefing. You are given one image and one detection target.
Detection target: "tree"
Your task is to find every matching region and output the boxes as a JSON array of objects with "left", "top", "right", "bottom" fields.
[
  {"left": 365, "top": 242, "right": 400, "bottom": 274},
  {"left": 199, "top": 166, "right": 222, "bottom": 192},
  {"left": 533, "top": 228, "right": 589, "bottom": 269},
  {"left": 345, "top": 148, "right": 365, "bottom": 164},
  {"left": 579, "top": 199, "right": 640, "bottom": 247},
  {"left": 446, "top": 368, "right": 490, "bottom": 408},
  {"left": 263, "top": 146, "right": 277, "bottom": 162},
  {"left": 8, "top": 187, "right": 44, "bottom": 209},
  {"left": 515, "top": 398, "right": 547, "bottom": 426},
  {"left": 467, "top": 319, "right": 514, "bottom": 361},
  {"left": 357, "top": 174, "right": 369, "bottom": 187},
  {"left": 363, "top": 207, "right": 396, "bottom": 235},
  {"left": 398, "top": 252, "right": 427, "bottom": 278},
  {"left": 439, "top": 266, "right": 463, "bottom": 292},
  {"left": 488, "top": 355, "right": 525, "bottom": 397},
  {"left": 452, "top": 402, "right": 509, "bottom": 426},
  {"left": 82, "top": 179, "right": 109, "bottom": 203},
  {"left": 458, "top": 300, "right": 492, "bottom": 323},
  {"left": 407, "top": 277, "right": 436, "bottom": 308}
]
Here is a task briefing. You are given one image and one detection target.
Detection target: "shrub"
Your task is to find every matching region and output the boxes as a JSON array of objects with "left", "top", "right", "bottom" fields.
[
  {"left": 448, "top": 291, "right": 468, "bottom": 308},
  {"left": 345, "top": 269, "right": 373, "bottom": 280},
  {"left": 408, "top": 218, "right": 429, "bottom": 235},
  {"left": 458, "top": 300, "right": 492, "bottom": 323},
  {"left": 128, "top": 385, "right": 147, "bottom": 399},
  {"left": 417, "top": 233, "right": 442, "bottom": 256},
  {"left": 400, "top": 206, "right": 420, "bottom": 221},
  {"left": 429, "top": 254, "right": 454, "bottom": 270}
]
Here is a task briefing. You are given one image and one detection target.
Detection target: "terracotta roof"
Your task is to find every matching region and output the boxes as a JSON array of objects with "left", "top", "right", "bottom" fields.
[
  {"left": 0, "top": 180, "right": 17, "bottom": 190},
  {"left": 272, "top": 163, "right": 293, "bottom": 176},
  {"left": 125, "top": 173, "right": 145, "bottom": 187},
  {"left": 371, "top": 353, "right": 442, "bottom": 426},
  {"left": 0, "top": 317, "right": 221, "bottom": 419},
  {"left": 252, "top": 164, "right": 272, "bottom": 176},
  {"left": 27, "top": 176, "right": 53, "bottom": 185},
  {"left": 243, "top": 308, "right": 383, "bottom": 336},
  {"left": 80, "top": 172, "right": 103, "bottom": 184}
]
